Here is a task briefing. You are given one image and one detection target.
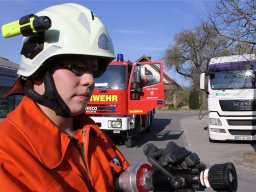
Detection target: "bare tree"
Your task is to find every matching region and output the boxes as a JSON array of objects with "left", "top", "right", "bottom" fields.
[
  {"left": 211, "top": 0, "right": 256, "bottom": 51},
  {"left": 164, "top": 22, "right": 231, "bottom": 117},
  {"left": 164, "top": 22, "right": 230, "bottom": 88}
]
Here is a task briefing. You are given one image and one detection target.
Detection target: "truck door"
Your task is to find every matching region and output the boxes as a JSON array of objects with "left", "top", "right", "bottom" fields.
[{"left": 128, "top": 61, "right": 164, "bottom": 115}]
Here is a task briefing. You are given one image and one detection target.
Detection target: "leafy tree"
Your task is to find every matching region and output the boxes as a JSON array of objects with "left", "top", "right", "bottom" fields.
[
  {"left": 176, "top": 88, "right": 190, "bottom": 108},
  {"left": 189, "top": 89, "right": 200, "bottom": 109}
]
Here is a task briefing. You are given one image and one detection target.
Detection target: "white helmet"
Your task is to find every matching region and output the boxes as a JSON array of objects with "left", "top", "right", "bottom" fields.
[{"left": 19, "top": 3, "right": 115, "bottom": 77}]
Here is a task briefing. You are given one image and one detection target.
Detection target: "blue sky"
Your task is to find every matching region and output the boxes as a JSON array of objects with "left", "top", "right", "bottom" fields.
[{"left": 0, "top": 0, "right": 216, "bottom": 87}]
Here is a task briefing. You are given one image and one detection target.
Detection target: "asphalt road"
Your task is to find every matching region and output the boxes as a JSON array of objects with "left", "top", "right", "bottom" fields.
[
  {"left": 180, "top": 111, "right": 256, "bottom": 192},
  {"left": 116, "top": 110, "right": 256, "bottom": 192}
]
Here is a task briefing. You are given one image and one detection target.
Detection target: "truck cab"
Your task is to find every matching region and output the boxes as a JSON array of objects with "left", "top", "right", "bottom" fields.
[{"left": 200, "top": 54, "right": 256, "bottom": 142}]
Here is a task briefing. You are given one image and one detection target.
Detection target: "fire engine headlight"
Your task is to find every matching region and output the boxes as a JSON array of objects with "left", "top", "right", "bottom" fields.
[
  {"left": 209, "top": 118, "right": 222, "bottom": 126},
  {"left": 109, "top": 120, "right": 122, "bottom": 128}
]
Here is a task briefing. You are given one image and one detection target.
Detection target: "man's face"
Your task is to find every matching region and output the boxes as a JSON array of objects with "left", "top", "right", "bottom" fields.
[{"left": 51, "top": 56, "right": 97, "bottom": 116}]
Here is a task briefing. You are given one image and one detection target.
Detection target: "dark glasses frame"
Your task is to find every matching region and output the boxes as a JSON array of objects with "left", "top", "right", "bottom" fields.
[{"left": 55, "top": 63, "right": 102, "bottom": 78}]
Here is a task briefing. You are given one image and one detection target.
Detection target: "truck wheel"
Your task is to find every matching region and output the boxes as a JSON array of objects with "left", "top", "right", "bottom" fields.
[{"left": 125, "top": 116, "right": 140, "bottom": 148}]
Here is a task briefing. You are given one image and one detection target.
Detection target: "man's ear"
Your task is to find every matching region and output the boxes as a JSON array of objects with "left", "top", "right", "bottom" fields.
[
  {"left": 24, "top": 78, "right": 34, "bottom": 88},
  {"left": 32, "top": 78, "right": 43, "bottom": 85},
  {"left": 24, "top": 76, "right": 42, "bottom": 87}
]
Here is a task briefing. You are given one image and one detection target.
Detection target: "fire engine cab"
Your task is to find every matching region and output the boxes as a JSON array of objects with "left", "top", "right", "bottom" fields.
[{"left": 86, "top": 54, "right": 164, "bottom": 147}]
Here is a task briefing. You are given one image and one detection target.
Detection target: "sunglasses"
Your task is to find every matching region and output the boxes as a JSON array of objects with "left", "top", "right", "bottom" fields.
[{"left": 55, "top": 63, "right": 102, "bottom": 78}]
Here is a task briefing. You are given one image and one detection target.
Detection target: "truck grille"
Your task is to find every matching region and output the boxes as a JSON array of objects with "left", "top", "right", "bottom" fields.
[
  {"left": 229, "top": 130, "right": 256, "bottom": 136},
  {"left": 219, "top": 99, "right": 256, "bottom": 111},
  {"left": 227, "top": 120, "right": 256, "bottom": 126}
]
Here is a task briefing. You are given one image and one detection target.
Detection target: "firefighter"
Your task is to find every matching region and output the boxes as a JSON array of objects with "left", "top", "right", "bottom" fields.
[{"left": 0, "top": 3, "right": 129, "bottom": 191}]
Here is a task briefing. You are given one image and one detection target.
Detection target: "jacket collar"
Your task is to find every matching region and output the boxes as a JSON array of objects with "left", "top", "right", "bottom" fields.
[{"left": 7, "top": 96, "right": 99, "bottom": 169}]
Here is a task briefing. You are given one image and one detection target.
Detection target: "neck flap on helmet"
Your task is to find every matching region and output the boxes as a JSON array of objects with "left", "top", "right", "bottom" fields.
[{"left": 24, "top": 70, "right": 71, "bottom": 117}]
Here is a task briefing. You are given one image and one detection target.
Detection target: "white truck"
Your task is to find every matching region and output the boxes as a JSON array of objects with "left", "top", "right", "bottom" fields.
[{"left": 200, "top": 54, "right": 256, "bottom": 142}]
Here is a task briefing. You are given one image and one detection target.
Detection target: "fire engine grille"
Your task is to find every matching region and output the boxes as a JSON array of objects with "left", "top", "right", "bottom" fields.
[
  {"left": 227, "top": 120, "right": 256, "bottom": 126},
  {"left": 86, "top": 105, "right": 117, "bottom": 113},
  {"left": 228, "top": 129, "right": 256, "bottom": 136}
]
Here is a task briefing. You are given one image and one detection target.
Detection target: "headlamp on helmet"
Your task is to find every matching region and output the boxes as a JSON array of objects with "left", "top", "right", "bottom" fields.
[{"left": 2, "top": 14, "right": 51, "bottom": 38}]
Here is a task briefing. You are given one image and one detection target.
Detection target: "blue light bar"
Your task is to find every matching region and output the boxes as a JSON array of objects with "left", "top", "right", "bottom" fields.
[{"left": 117, "top": 53, "right": 124, "bottom": 61}]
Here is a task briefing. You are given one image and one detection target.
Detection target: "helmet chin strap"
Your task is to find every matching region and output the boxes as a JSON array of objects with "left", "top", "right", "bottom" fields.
[{"left": 24, "top": 70, "right": 71, "bottom": 117}]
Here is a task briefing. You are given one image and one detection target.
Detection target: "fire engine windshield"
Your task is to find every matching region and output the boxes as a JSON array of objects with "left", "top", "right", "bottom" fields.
[
  {"left": 209, "top": 61, "right": 256, "bottom": 90},
  {"left": 94, "top": 65, "right": 126, "bottom": 89}
]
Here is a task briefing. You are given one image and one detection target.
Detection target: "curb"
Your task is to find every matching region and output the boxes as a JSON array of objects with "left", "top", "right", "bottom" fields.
[{"left": 180, "top": 115, "right": 256, "bottom": 173}]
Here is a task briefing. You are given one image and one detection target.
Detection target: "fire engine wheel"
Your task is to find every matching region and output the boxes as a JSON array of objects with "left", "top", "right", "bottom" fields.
[
  {"left": 146, "top": 112, "right": 153, "bottom": 132},
  {"left": 125, "top": 136, "right": 135, "bottom": 148},
  {"left": 125, "top": 116, "right": 140, "bottom": 148}
]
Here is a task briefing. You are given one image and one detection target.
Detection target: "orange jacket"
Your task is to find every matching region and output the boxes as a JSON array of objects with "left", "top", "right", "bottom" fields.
[{"left": 0, "top": 96, "right": 129, "bottom": 191}]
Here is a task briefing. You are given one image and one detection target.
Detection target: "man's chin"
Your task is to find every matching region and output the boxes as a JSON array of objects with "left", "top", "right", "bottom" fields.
[{"left": 70, "top": 108, "right": 86, "bottom": 117}]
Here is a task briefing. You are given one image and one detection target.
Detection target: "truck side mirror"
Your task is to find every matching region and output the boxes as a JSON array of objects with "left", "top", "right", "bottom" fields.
[
  {"left": 130, "top": 66, "right": 142, "bottom": 100},
  {"left": 200, "top": 73, "right": 206, "bottom": 90}
]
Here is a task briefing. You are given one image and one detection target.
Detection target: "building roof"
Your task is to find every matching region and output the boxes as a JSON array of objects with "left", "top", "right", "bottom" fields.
[
  {"left": 136, "top": 55, "right": 181, "bottom": 88},
  {"left": 136, "top": 55, "right": 152, "bottom": 62},
  {"left": 0, "top": 57, "right": 19, "bottom": 69}
]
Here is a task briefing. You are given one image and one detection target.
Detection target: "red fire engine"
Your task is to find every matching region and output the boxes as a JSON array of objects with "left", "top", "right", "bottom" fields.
[{"left": 86, "top": 54, "right": 164, "bottom": 147}]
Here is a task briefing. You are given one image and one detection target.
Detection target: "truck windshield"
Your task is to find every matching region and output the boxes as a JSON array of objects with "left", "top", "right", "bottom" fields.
[
  {"left": 209, "top": 61, "right": 256, "bottom": 90},
  {"left": 94, "top": 65, "right": 126, "bottom": 89}
]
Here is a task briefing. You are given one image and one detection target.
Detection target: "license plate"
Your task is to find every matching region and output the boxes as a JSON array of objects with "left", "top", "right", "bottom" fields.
[
  {"left": 234, "top": 136, "right": 252, "bottom": 140},
  {"left": 113, "top": 130, "right": 120, "bottom": 134}
]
